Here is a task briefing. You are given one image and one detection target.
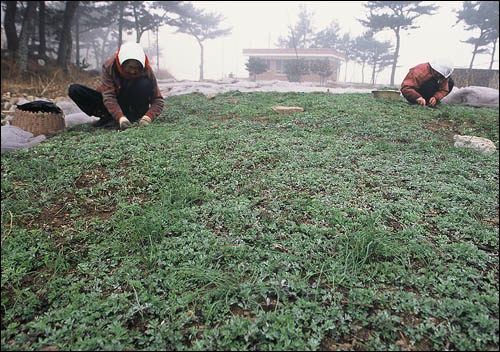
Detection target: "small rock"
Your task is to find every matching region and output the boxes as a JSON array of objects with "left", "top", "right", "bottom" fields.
[
  {"left": 271, "top": 106, "right": 304, "bottom": 114},
  {"left": 453, "top": 135, "right": 496, "bottom": 154},
  {"left": 54, "top": 96, "right": 67, "bottom": 104}
]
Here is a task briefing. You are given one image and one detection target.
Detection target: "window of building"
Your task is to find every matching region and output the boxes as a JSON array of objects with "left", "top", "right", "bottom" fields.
[{"left": 276, "top": 60, "right": 285, "bottom": 74}]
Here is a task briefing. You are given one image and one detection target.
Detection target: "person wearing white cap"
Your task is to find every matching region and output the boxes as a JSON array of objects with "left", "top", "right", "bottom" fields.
[
  {"left": 68, "top": 42, "right": 164, "bottom": 129},
  {"left": 400, "top": 58, "right": 454, "bottom": 107}
]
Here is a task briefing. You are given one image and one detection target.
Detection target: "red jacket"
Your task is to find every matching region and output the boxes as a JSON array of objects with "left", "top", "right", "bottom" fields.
[
  {"left": 400, "top": 63, "right": 451, "bottom": 103},
  {"left": 96, "top": 55, "right": 164, "bottom": 121}
]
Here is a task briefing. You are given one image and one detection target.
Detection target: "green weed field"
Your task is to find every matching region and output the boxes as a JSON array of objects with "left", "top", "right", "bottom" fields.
[{"left": 1, "top": 91, "right": 498, "bottom": 350}]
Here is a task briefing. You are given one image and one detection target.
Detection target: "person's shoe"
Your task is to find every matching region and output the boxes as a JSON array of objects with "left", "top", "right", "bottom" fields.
[
  {"left": 92, "top": 118, "right": 118, "bottom": 129},
  {"left": 92, "top": 118, "right": 108, "bottom": 127}
]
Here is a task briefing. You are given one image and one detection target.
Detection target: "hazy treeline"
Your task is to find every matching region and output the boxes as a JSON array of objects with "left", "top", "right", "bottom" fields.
[
  {"left": 1, "top": 0, "right": 230, "bottom": 79},
  {"left": 1, "top": 1, "right": 498, "bottom": 83},
  {"left": 277, "top": 1, "right": 499, "bottom": 85}
]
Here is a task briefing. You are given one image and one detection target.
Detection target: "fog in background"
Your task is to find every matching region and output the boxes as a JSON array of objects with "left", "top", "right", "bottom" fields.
[{"left": 127, "top": 1, "right": 499, "bottom": 85}]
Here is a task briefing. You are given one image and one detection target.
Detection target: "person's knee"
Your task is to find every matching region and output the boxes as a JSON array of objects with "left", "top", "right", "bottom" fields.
[
  {"left": 68, "top": 84, "right": 76, "bottom": 98},
  {"left": 68, "top": 84, "right": 83, "bottom": 100}
]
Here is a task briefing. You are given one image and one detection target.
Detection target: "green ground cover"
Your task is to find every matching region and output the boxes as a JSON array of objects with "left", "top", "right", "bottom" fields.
[{"left": 1, "top": 91, "right": 498, "bottom": 350}]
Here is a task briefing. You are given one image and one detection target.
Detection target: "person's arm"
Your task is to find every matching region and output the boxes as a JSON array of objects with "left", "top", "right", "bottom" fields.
[
  {"left": 432, "top": 77, "right": 451, "bottom": 102},
  {"left": 142, "top": 74, "right": 165, "bottom": 122},
  {"left": 100, "top": 60, "right": 126, "bottom": 121},
  {"left": 400, "top": 69, "right": 424, "bottom": 103}
]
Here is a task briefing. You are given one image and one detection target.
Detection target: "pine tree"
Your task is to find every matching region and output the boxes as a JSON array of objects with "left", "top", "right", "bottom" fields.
[{"left": 359, "top": 1, "right": 438, "bottom": 86}]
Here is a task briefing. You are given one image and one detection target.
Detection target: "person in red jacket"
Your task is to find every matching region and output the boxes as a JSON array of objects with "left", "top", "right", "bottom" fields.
[
  {"left": 400, "top": 59, "right": 454, "bottom": 107},
  {"left": 68, "top": 42, "right": 164, "bottom": 129}
]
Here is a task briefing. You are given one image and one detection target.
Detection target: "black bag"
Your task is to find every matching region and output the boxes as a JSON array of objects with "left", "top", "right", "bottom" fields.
[{"left": 16, "top": 101, "right": 63, "bottom": 114}]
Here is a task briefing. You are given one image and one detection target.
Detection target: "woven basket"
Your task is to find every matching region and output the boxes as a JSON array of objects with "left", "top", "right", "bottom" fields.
[{"left": 10, "top": 110, "right": 65, "bottom": 137}]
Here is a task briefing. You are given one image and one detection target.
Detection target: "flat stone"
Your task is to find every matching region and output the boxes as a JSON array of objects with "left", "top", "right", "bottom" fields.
[
  {"left": 271, "top": 106, "right": 304, "bottom": 114},
  {"left": 453, "top": 135, "right": 496, "bottom": 154}
]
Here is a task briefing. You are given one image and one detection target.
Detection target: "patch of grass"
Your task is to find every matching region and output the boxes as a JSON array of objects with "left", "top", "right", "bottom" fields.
[{"left": 1, "top": 91, "right": 498, "bottom": 351}]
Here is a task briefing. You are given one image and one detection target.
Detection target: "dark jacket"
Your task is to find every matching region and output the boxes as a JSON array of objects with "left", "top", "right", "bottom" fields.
[{"left": 96, "top": 55, "right": 164, "bottom": 121}]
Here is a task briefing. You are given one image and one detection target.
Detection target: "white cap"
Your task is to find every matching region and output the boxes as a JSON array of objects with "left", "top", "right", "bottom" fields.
[
  {"left": 118, "top": 42, "right": 145, "bottom": 68},
  {"left": 429, "top": 58, "right": 454, "bottom": 78}
]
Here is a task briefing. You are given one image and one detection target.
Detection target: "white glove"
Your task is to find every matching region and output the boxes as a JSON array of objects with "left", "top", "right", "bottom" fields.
[
  {"left": 119, "top": 116, "right": 131, "bottom": 130},
  {"left": 139, "top": 116, "right": 152, "bottom": 127}
]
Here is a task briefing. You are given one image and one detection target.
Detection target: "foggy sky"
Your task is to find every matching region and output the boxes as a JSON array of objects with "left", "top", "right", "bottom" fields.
[{"left": 138, "top": 1, "right": 498, "bottom": 84}]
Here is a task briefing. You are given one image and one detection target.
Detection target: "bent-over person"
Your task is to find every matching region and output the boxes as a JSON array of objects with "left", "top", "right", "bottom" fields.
[
  {"left": 68, "top": 42, "right": 164, "bottom": 130},
  {"left": 401, "top": 59, "right": 454, "bottom": 107}
]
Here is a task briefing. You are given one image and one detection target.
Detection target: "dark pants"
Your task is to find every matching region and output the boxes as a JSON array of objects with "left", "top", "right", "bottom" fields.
[
  {"left": 68, "top": 77, "right": 154, "bottom": 123},
  {"left": 417, "top": 77, "right": 455, "bottom": 105}
]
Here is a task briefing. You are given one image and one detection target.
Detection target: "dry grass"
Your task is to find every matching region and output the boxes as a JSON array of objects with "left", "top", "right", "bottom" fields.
[
  {"left": 1, "top": 56, "right": 101, "bottom": 100},
  {"left": 1, "top": 54, "right": 176, "bottom": 101}
]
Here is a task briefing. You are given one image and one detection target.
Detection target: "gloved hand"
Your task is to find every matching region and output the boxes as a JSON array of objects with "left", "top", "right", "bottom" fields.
[
  {"left": 119, "top": 116, "right": 131, "bottom": 130},
  {"left": 139, "top": 116, "right": 152, "bottom": 127},
  {"left": 428, "top": 97, "right": 437, "bottom": 107},
  {"left": 416, "top": 97, "right": 426, "bottom": 106}
]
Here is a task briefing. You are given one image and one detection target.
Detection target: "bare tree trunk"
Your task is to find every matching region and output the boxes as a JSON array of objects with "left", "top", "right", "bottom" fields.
[
  {"left": 156, "top": 26, "right": 160, "bottom": 73},
  {"left": 5, "top": 1, "right": 19, "bottom": 54},
  {"left": 57, "top": 1, "right": 79, "bottom": 72},
  {"left": 468, "top": 43, "right": 479, "bottom": 71},
  {"left": 466, "top": 44, "right": 479, "bottom": 86},
  {"left": 118, "top": 2, "right": 125, "bottom": 47},
  {"left": 92, "top": 41, "right": 100, "bottom": 69},
  {"left": 361, "top": 61, "right": 366, "bottom": 84},
  {"left": 17, "top": 1, "right": 37, "bottom": 72},
  {"left": 75, "top": 13, "right": 80, "bottom": 67},
  {"left": 85, "top": 45, "right": 90, "bottom": 67},
  {"left": 489, "top": 38, "right": 497, "bottom": 70},
  {"left": 137, "top": 31, "right": 145, "bottom": 44},
  {"left": 390, "top": 28, "right": 400, "bottom": 87},
  {"left": 371, "top": 47, "right": 379, "bottom": 85},
  {"left": 98, "top": 27, "right": 112, "bottom": 65},
  {"left": 371, "top": 61, "right": 376, "bottom": 85},
  {"left": 467, "top": 27, "right": 486, "bottom": 75},
  {"left": 132, "top": 3, "right": 143, "bottom": 43},
  {"left": 38, "top": 1, "right": 47, "bottom": 60},
  {"left": 465, "top": 37, "right": 482, "bottom": 86},
  {"left": 198, "top": 39, "right": 204, "bottom": 81}
]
